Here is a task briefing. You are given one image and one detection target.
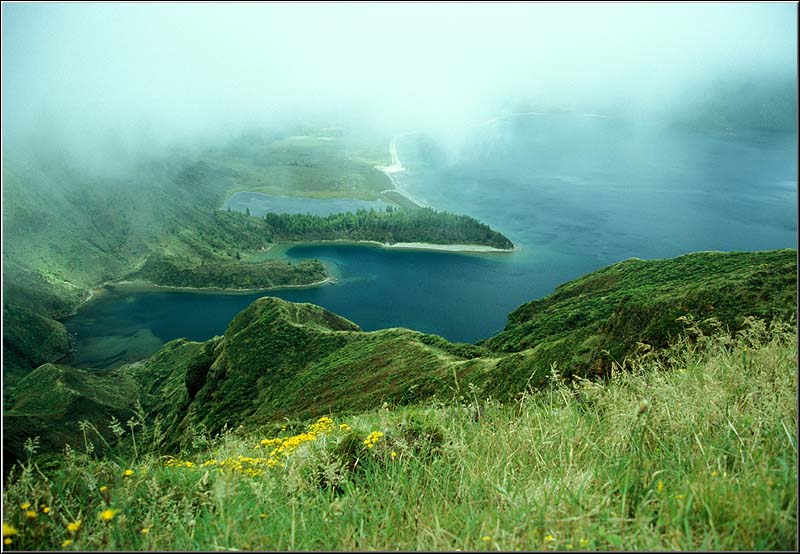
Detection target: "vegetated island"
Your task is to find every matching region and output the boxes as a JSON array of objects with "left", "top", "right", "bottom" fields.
[{"left": 262, "top": 207, "right": 515, "bottom": 251}]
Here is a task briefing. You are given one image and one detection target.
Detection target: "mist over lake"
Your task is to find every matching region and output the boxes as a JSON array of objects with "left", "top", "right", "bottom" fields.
[{"left": 64, "top": 115, "right": 796, "bottom": 367}]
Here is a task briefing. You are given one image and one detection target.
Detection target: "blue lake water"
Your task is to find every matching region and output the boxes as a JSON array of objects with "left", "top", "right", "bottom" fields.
[{"left": 64, "top": 115, "right": 797, "bottom": 368}]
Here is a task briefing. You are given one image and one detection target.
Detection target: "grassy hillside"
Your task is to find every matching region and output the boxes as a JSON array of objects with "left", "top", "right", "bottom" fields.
[
  {"left": 2, "top": 305, "right": 73, "bottom": 389},
  {"left": 205, "top": 130, "right": 392, "bottom": 201},
  {"left": 480, "top": 249, "right": 797, "bottom": 389},
  {"left": 3, "top": 363, "right": 139, "bottom": 469},
  {"left": 3, "top": 319, "right": 795, "bottom": 551},
  {"left": 5, "top": 249, "right": 794, "bottom": 471}
]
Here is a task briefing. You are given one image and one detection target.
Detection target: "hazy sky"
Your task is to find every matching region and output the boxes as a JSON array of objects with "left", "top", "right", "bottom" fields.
[{"left": 2, "top": 2, "right": 796, "bottom": 162}]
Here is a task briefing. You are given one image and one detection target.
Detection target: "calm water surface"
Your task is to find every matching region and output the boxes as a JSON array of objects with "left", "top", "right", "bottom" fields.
[{"left": 65, "top": 115, "right": 797, "bottom": 367}]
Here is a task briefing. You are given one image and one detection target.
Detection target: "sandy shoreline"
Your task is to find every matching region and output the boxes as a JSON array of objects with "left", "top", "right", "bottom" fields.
[
  {"left": 282, "top": 239, "right": 513, "bottom": 253},
  {"left": 374, "top": 137, "right": 430, "bottom": 209},
  {"left": 108, "top": 276, "right": 335, "bottom": 295},
  {"left": 366, "top": 241, "right": 512, "bottom": 253}
]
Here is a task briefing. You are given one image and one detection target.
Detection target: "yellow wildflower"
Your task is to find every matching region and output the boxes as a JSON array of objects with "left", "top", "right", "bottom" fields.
[
  {"left": 62, "top": 539, "right": 73, "bottom": 548},
  {"left": 363, "top": 431, "right": 384, "bottom": 448},
  {"left": 481, "top": 535, "right": 491, "bottom": 542},
  {"left": 123, "top": 469, "right": 134, "bottom": 477},
  {"left": 4, "top": 538, "right": 12, "bottom": 546},
  {"left": 26, "top": 511, "right": 37, "bottom": 520},
  {"left": 657, "top": 480, "right": 664, "bottom": 493},
  {"left": 339, "top": 423, "right": 351, "bottom": 432},
  {"left": 308, "top": 416, "right": 334, "bottom": 434},
  {"left": 260, "top": 513, "right": 267, "bottom": 519},
  {"left": 99, "top": 509, "right": 117, "bottom": 522},
  {"left": 391, "top": 451, "right": 398, "bottom": 459},
  {"left": 43, "top": 506, "right": 51, "bottom": 514},
  {"left": 140, "top": 527, "right": 150, "bottom": 534},
  {"left": 579, "top": 538, "right": 589, "bottom": 547},
  {"left": 66, "top": 520, "right": 82, "bottom": 533},
  {"left": 20, "top": 503, "right": 31, "bottom": 510},
  {"left": 545, "top": 534, "right": 555, "bottom": 542},
  {"left": 100, "top": 486, "right": 108, "bottom": 493},
  {"left": 3, "top": 523, "right": 18, "bottom": 537}
]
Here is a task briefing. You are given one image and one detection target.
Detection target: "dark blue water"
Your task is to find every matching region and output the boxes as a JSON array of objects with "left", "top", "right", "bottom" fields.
[{"left": 64, "top": 115, "right": 797, "bottom": 368}]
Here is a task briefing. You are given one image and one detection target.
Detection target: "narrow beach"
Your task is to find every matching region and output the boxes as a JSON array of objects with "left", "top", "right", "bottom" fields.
[{"left": 375, "top": 137, "right": 430, "bottom": 209}]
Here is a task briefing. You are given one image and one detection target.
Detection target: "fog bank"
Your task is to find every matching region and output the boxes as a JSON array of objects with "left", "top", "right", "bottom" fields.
[{"left": 2, "top": 2, "right": 796, "bottom": 169}]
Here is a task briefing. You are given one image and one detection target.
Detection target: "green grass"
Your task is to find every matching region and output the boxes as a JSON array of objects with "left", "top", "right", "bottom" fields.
[
  {"left": 481, "top": 249, "right": 797, "bottom": 387},
  {"left": 204, "top": 133, "right": 393, "bottom": 201},
  {"left": 4, "top": 319, "right": 796, "bottom": 551},
  {"left": 6, "top": 250, "right": 794, "bottom": 470},
  {"left": 131, "top": 253, "right": 327, "bottom": 290}
]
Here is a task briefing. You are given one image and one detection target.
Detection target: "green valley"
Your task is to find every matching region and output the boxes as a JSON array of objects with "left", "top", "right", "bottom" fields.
[
  {"left": 4, "top": 3, "right": 797, "bottom": 551},
  {"left": 2, "top": 129, "right": 513, "bottom": 384},
  {"left": 2, "top": 249, "right": 796, "bottom": 551}
]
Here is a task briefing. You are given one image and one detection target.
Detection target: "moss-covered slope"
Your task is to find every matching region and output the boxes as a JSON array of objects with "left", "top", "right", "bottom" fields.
[
  {"left": 480, "top": 249, "right": 797, "bottom": 385},
  {"left": 4, "top": 363, "right": 139, "bottom": 468},
  {"left": 134, "top": 297, "right": 491, "bottom": 449}
]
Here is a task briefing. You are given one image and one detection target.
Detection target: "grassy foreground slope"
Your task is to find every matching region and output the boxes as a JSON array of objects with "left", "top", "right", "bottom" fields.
[{"left": 3, "top": 318, "right": 796, "bottom": 551}]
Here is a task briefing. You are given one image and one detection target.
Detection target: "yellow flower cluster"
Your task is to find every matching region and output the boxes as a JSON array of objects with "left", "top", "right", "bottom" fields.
[
  {"left": 99, "top": 509, "right": 117, "bottom": 522},
  {"left": 66, "top": 521, "right": 82, "bottom": 533},
  {"left": 164, "top": 458, "right": 195, "bottom": 468},
  {"left": 255, "top": 416, "right": 341, "bottom": 466},
  {"left": 3, "top": 523, "right": 18, "bottom": 537},
  {"left": 258, "top": 438, "right": 283, "bottom": 449},
  {"left": 168, "top": 455, "right": 278, "bottom": 477},
  {"left": 272, "top": 432, "right": 317, "bottom": 457},
  {"left": 363, "top": 431, "right": 384, "bottom": 449},
  {"left": 164, "top": 417, "right": 349, "bottom": 476},
  {"left": 307, "top": 416, "right": 334, "bottom": 434}
]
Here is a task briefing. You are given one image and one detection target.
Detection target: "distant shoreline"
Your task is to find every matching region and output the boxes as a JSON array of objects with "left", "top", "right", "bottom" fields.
[
  {"left": 72, "top": 236, "right": 514, "bottom": 310},
  {"left": 88, "top": 275, "right": 336, "bottom": 297},
  {"left": 374, "top": 136, "right": 430, "bottom": 209},
  {"left": 70, "top": 136, "right": 511, "bottom": 309},
  {"left": 281, "top": 239, "right": 514, "bottom": 253}
]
